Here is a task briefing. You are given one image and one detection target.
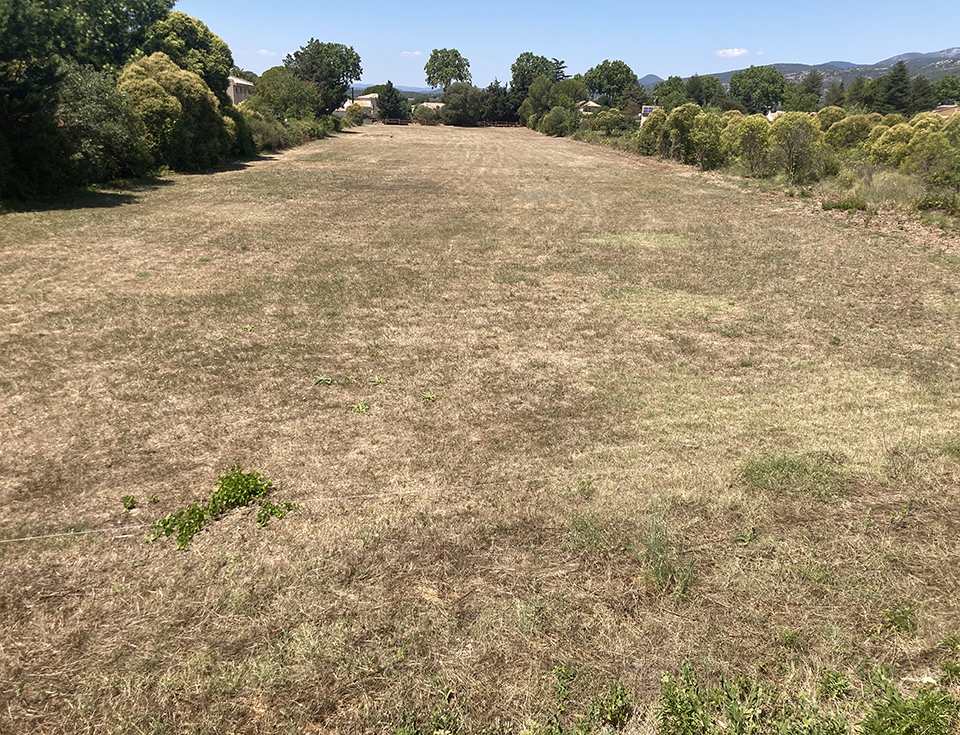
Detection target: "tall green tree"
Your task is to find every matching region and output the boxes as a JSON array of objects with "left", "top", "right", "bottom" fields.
[
  {"left": 510, "top": 52, "right": 553, "bottom": 98},
  {"left": 908, "top": 75, "right": 938, "bottom": 115},
  {"left": 376, "top": 80, "right": 408, "bottom": 120},
  {"left": 285, "top": 39, "right": 362, "bottom": 115},
  {"left": 424, "top": 48, "right": 470, "bottom": 90},
  {"left": 881, "top": 61, "right": 911, "bottom": 115},
  {"left": 823, "top": 81, "right": 845, "bottom": 108},
  {"left": 441, "top": 81, "right": 481, "bottom": 126},
  {"left": 729, "top": 66, "right": 786, "bottom": 114},
  {"left": 142, "top": 11, "right": 234, "bottom": 105},
  {"left": 68, "top": 0, "right": 175, "bottom": 71},
  {"left": 0, "top": 0, "right": 72, "bottom": 197},
  {"left": 480, "top": 79, "right": 516, "bottom": 122},
  {"left": 654, "top": 76, "right": 689, "bottom": 112},
  {"left": 583, "top": 59, "right": 637, "bottom": 106},
  {"left": 770, "top": 111, "right": 823, "bottom": 182},
  {"left": 934, "top": 75, "right": 960, "bottom": 104},
  {"left": 844, "top": 76, "right": 869, "bottom": 108},
  {"left": 552, "top": 58, "right": 567, "bottom": 82}
]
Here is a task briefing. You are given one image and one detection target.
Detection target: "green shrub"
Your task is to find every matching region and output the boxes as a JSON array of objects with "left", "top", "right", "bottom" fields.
[
  {"left": 770, "top": 111, "right": 825, "bottom": 183},
  {"left": 636, "top": 108, "right": 667, "bottom": 155},
  {"left": 691, "top": 111, "right": 726, "bottom": 170},
  {"left": 152, "top": 462, "right": 298, "bottom": 549},
  {"left": 344, "top": 102, "right": 365, "bottom": 126},
  {"left": 824, "top": 115, "right": 876, "bottom": 150},
  {"left": 860, "top": 686, "right": 960, "bottom": 735},
  {"left": 118, "top": 52, "right": 231, "bottom": 171},
  {"left": 664, "top": 103, "right": 703, "bottom": 164},
  {"left": 538, "top": 105, "right": 580, "bottom": 137},
  {"left": 57, "top": 61, "right": 153, "bottom": 184}
]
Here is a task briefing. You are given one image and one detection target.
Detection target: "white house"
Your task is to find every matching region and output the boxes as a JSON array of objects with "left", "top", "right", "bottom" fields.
[{"left": 227, "top": 76, "right": 254, "bottom": 105}]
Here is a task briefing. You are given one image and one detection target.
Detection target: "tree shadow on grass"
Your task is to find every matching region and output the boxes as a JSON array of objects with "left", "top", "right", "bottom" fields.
[{"left": 1, "top": 155, "right": 278, "bottom": 213}]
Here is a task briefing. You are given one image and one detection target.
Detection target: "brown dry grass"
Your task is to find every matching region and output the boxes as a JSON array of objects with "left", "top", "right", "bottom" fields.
[{"left": 1, "top": 124, "right": 959, "bottom": 733}]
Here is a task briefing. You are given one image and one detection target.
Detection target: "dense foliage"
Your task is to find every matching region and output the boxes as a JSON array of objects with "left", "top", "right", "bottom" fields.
[{"left": 0, "top": 1, "right": 357, "bottom": 199}]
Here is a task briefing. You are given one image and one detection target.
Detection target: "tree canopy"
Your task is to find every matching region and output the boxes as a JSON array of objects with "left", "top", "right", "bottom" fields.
[
  {"left": 285, "top": 39, "right": 362, "bottom": 115},
  {"left": 424, "top": 48, "right": 471, "bottom": 90},
  {"left": 376, "top": 80, "right": 408, "bottom": 120},
  {"left": 510, "top": 52, "right": 554, "bottom": 98},
  {"left": 729, "top": 66, "right": 787, "bottom": 114},
  {"left": 143, "top": 12, "right": 234, "bottom": 104},
  {"left": 583, "top": 59, "right": 637, "bottom": 105}
]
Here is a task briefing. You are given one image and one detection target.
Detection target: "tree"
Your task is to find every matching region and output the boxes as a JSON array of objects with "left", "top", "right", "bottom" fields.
[
  {"left": 583, "top": 60, "right": 637, "bottom": 106},
  {"left": 908, "top": 75, "right": 938, "bottom": 115},
  {"left": 730, "top": 115, "right": 771, "bottom": 177},
  {"left": 654, "top": 76, "right": 689, "bottom": 112},
  {"left": 729, "top": 66, "right": 786, "bottom": 114},
  {"left": 376, "top": 80, "right": 408, "bottom": 120},
  {"left": 823, "top": 81, "right": 845, "bottom": 108},
  {"left": 783, "top": 70, "right": 822, "bottom": 112},
  {"left": 285, "top": 39, "right": 362, "bottom": 115},
  {"left": 480, "top": 79, "right": 516, "bottom": 122},
  {"left": 441, "top": 82, "right": 481, "bottom": 126},
  {"left": 770, "top": 111, "right": 823, "bottom": 182},
  {"left": 518, "top": 74, "right": 555, "bottom": 122},
  {"left": 57, "top": 60, "right": 152, "bottom": 184},
  {"left": 618, "top": 81, "right": 652, "bottom": 117},
  {"left": 68, "top": 0, "right": 176, "bottom": 71},
  {"left": 247, "top": 66, "right": 321, "bottom": 119},
  {"left": 883, "top": 61, "right": 911, "bottom": 115},
  {"left": 0, "top": 0, "right": 72, "bottom": 197},
  {"left": 553, "top": 77, "right": 589, "bottom": 104},
  {"left": 685, "top": 74, "right": 726, "bottom": 109},
  {"left": 845, "top": 76, "right": 869, "bottom": 108},
  {"left": 691, "top": 111, "right": 726, "bottom": 170},
  {"left": 142, "top": 12, "right": 234, "bottom": 105},
  {"left": 663, "top": 103, "right": 703, "bottom": 164},
  {"left": 424, "top": 48, "right": 470, "bottom": 90},
  {"left": 118, "top": 52, "right": 231, "bottom": 171},
  {"left": 510, "top": 52, "right": 554, "bottom": 98},
  {"left": 552, "top": 58, "right": 567, "bottom": 82},
  {"left": 934, "top": 75, "right": 960, "bottom": 105}
]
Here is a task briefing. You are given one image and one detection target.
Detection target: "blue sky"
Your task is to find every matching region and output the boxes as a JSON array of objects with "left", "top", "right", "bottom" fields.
[{"left": 178, "top": 0, "right": 959, "bottom": 88}]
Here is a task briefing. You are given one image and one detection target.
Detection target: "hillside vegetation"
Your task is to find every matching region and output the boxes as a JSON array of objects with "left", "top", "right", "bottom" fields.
[{"left": 1, "top": 126, "right": 959, "bottom": 733}]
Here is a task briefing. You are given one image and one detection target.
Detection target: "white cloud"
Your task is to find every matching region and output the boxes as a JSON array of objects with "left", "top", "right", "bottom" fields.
[
  {"left": 257, "top": 49, "right": 277, "bottom": 57},
  {"left": 715, "top": 48, "right": 749, "bottom": 58},
  {"left": 400, "top": 51, "right": 422, "bottom": 59}
]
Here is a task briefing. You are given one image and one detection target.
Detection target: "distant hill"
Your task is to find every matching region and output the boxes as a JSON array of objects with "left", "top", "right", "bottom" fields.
[{"left": 642, "top": 47, "right": 960, "bottom": 89}]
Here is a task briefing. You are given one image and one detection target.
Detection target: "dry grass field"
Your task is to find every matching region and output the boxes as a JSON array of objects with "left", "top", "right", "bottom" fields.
[{"left": 1, "top": 124, "right": 960, "bottom": 733}]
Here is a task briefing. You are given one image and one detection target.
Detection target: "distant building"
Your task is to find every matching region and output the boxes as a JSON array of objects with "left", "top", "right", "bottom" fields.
[
  {"left": 933, "top": 104, "right": 960, "bottom": 118},
  {"left": 640, "top": 105, "right": 663, "bottom": 124},
  {"left": 339, "top": 93, "right": 379, "bottom": 118},
  {"left": 227, "top": 76, "right": 254, "bottom": 105},
  {"left": 579, "top": 100, "right": 601, "bottom": 115}
]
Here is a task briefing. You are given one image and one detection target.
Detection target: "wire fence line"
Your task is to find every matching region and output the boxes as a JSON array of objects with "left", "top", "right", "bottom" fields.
[{"left": 0, "top": 466, "right": 646, "bottom": 546}]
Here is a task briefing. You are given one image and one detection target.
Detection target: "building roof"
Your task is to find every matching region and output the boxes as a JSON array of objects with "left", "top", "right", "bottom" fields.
[{"left": 227, "top": 75, "right": 254, "bottom": 88}]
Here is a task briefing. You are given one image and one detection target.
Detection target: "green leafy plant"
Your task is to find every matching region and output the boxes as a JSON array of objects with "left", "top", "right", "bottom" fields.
[
  {"left": 371, "top": 375, "right": 388, "bottom": 385},
  {"left": 860, "top": 684, "right": 960, "bottom": 735},
  {"left": 122, "top": 495, "right": 137, "bottom": 510},
  {"left": 313, "top": 375, "right": 333, "bottom": 385},
  {"left": 588, "top": 677, "right": 634, "bottom": 729},
  {"left": 421, "top": 391, "right": 437, "bottom": 402},
  {"left": 151, "top": 463, "right": 298, "bottom": 549},
  {"left": 553, "top": 664, "right": 576, "bottom": 712},
  {"left": 818, "top": 669, "right": 852, "bottom": 700},
  {"left": 349, "top": 401, "right": 370, "bottom": 414},
  {"left": 881, "top": 601, "right": 919, "bottom": 634}
]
